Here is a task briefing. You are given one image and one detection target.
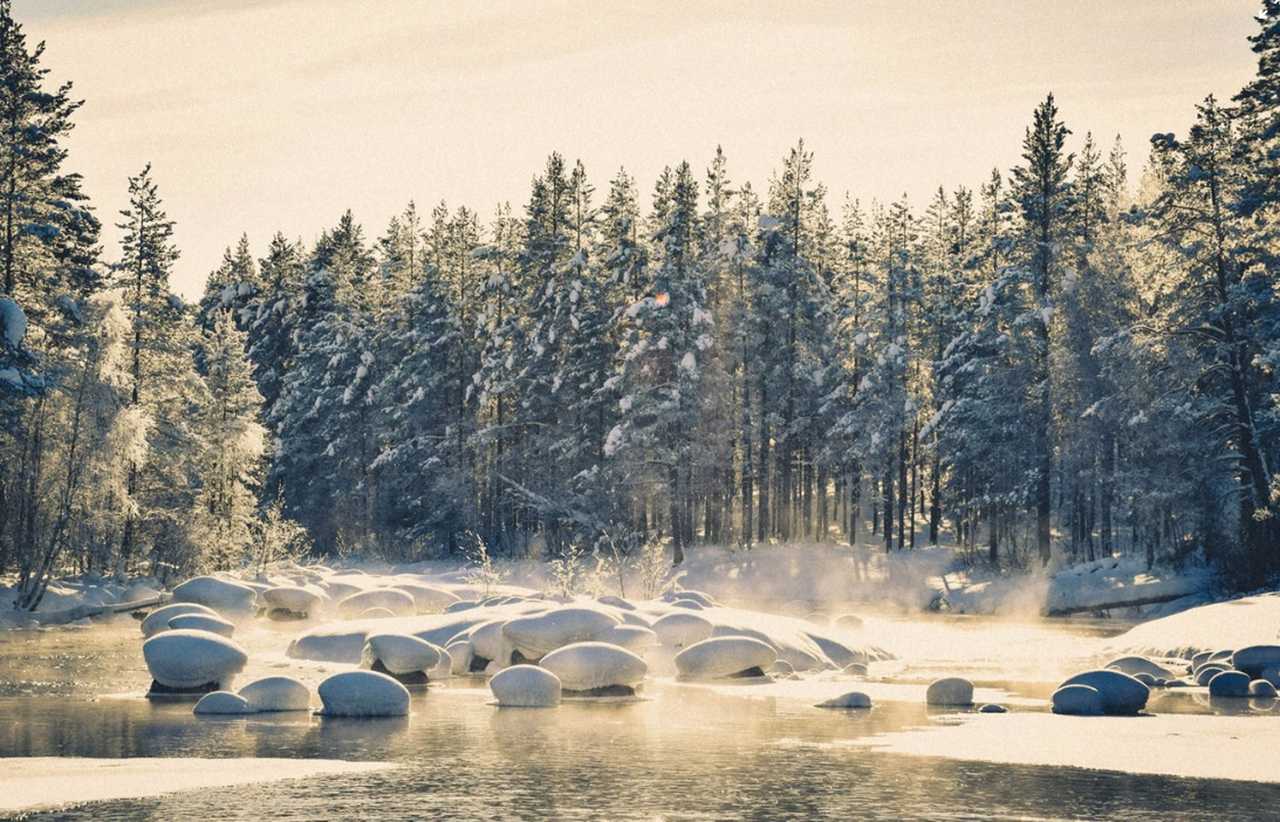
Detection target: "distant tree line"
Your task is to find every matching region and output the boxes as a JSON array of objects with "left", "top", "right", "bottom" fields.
[{"left": 3, "top": 1, "right": 1280, "bottom": 602}]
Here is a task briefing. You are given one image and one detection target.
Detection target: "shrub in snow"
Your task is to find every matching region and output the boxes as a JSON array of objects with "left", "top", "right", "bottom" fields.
[
  {"left": 361, "top": 633, "right": 442, "bottom": 677},
  {"left": 173, "top": 576, "right": 258, "bottom": 614},
  {"left": 979, "top": 704, "right": 1008, "bottom": 713},
  {"left": 1105, "top": 656, "right": 1175, "bottom": 679},
  {"left": 1208, "top": 670, "right": 1251, "bottom": 697},
  {"left": 239, "top": 676, "right": 311, "bottom": 712},
  {"left": 926, "top": 677, "right": 975, "bottom": 707},
  {"left": 817, "top": 691, "right": 871, "bottom": 709},
  {"left": 447, "top": 640, "right": 475, "bottom": 675},
  {"left": 317, "top": 670, "right": 410, "bottom": 717},
  {"left": 1249, "top": 679, "right": 1278, "bottom": 698},
  {"left": 502, "top": 607, "right": 621, "bottom": 660},
  {"left": 193, "top": 691, "right": 253, "bottom": 715},
  {"left": 1051, "top": 684, "right": 1105, "bottom": 716},
  {"left": 168, "top": 612, "right": 235, "bottom": 637},
  {"left": 601, "top": 624, "right": 658, "bottom": 653},
  {"left": 338, "top": 588, "right": 416, "bottom": 619},
  {"left": 674, "top": 636, "right": 776, "bottom": 680},
  {"left": 143, "top": 629, "right": 248, "bottom": 693},
  {"left": 141, "top": 603, "right": 218, "bottom": 638},
  {"left": 539, "top": 641, "right": 647, "bottom": 694},
  {"left": 1058, "top": 670, "right": 1148, "bottom": 715},
  {"left": 1231, "top": 645, "right": 1280, "bottom": 678},
  {"left": 391, "top": 582, "right": 460, "bottom": 613},
  {"left": 262, "top": 585, "right": 322, "bottom": 618},
  {"left": 651, "top": 612, "right": 714, "bottom": 649},
  {"left": 489, "top": 664, "right": 562, "bottom": 707}
]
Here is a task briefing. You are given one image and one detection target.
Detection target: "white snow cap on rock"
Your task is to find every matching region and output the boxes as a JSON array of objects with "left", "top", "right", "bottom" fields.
[
  {"left": 317, "top": 670, "right": 410, "bottom": 717},
  {"left": 447, "top": 640, "right": 475, "bottom": 675},
  {"left": 262, "top": 585, "right": 323, "bottom": 615},
  {"left": 539, "top": 641, "right": 647, "bottom": 692},
  {"left": 501, "top": 607, "right": 621, "bottom": 660},
  {"left": 143, "top": 629, "right": 248, "bottom": 690},
  {"left": 926, "top": 677, "right": 974, "bottom": 707},
  {"left": 238, "top": 676, "right": 311, "bottom": 712},
  {"left": 173, "top": 576, "right": 258, "bottom": 614},
  {"left": 193, "top": 690, "right": 252, "bottom": 715},
  {"left": 651, "top": 612, "right": 714, "bottom": 649},
  {"left": 674, "top": 636, "right": 776, "bottom": 680},
  {"left": 489, "top": 664, "right": 562, "bottom": 707},
  {"left": 168, "top": 612, "right": 235, "bottom": 637},
  {"left": 361, "top": 633, "right": 442, "bottom": 675},
  {"left": 141, "top": 602, "right": 218, "bottom": 638}
]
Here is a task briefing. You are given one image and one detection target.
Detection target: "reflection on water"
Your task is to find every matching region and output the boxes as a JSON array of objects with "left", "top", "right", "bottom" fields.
[{"left": 1, "top": 621, "right": 1278, "bottom": 821}]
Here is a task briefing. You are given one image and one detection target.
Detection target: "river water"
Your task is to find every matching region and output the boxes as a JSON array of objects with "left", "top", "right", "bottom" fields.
[{"left": 0, "top": 615, "right": 1276, "bottom": 820}]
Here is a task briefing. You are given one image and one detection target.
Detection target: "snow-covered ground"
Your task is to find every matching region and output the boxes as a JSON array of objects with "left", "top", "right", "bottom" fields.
[{"left": 0, "top": 575, "right": 164, "bottom": 629}]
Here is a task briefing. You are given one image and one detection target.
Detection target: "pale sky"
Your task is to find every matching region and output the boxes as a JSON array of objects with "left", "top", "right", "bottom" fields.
[{"left": 14, "top": 0, "right": 1262, "bottom": 299}]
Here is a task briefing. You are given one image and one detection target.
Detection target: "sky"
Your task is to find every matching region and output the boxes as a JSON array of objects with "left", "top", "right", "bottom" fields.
[{"left": 13, "top": 0, "right": 1264, "bottom": 299}]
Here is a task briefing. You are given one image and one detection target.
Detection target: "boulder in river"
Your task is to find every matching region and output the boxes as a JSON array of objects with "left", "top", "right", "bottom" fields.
[
  {"left": 674, "top": 636, "right": 777, "bottom": 680},
  {"left": 502, "top": 607, "right": 621, "bottom": 661},
  {"left": 140, "top": 602, "right": 218, "bottom": 638},
  {"left": 173, "top": 576, "right": 257, "bottom": 615},
  {"left": 390, "top": 582, "right": 459, "bottom": 614},
  {"left": 337, "top": 588, "right": 416, "bottom": 619},
  {"left": 489, "top": 664, "right": 562, "bottom": 707},
  {"left": 1195, "top": 663, "right": 1230, "bottom": 686},
  {"left": 193, "top": 690, "right": 253, "bottom": 715},
  {"left": 238, "top": 676, "right": 312, "bottom": 712},
  {"left": 1207, "top": 670, "right": 1251, "bottom": 698},
  {"left": 168, "top": 612, "right": 235, "bottom": 637},
  {"left": 261, "top": 585, "right": 322, "bottom": 619},
  {"left": 317, "top": 670, "right": 410, "bottom": 717},
  {"left": 979, "top": 704, "right": 1008, "bottom": 714},
  {"left": 926, "top": 677, "right": 975, "bottom": 707},
  {"left": 651, "top": 612, "right": 714, "bottom": 649},
  {"left": 539, "top": 641, "right": 647, "bottom": 695},
  {"left": 361, "top": 633, "right": 441, "bottom": 684},
  {"left": 1058, "top": 669, "right": 1148, "bottom": 715},
  {"left": 817, "top": 691, "right": 871, "bottom": 709},
  {"left": 143, "top": 629, "right": 248, "bottom": 696},
  {"left": 1231, "top": 646, "right": 1280, "bottom": 679},
  {"left": 1249, "top": 679, "right": 1278, "bottom": 698},
  {"left": 1051, "top": 684, "right": 1105, "bottom": 716}
]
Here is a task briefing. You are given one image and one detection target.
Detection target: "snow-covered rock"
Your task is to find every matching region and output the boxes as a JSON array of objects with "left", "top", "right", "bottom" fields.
[
  {"left": 843, "top": 662, "right": 868, "bottom": 676},
  {"left": 391, "top": 582, "right": 460, "bottom": 613},
  {"left": 1051, "top": 684, "right": 1105, "bottom": 716},
  {"left": 262, "top": 585, "right": 322, "bottom": 617},
  {"left": 193, "top": 691, "right": 252, "bottom": 715},
  {"left": 1105, "top": 656, "right": 1176, "bottom": 679},
  {"left": 238, "top": 676, "right": 311, "bottom": 712},
  {"left": 317, "top": 670, "right": 410, "bottom": 717},
  {"left": 361, "top": 633, "right": 442, "bottom": 676},
  {"left": 1058, "top": 670, "right": 1148, "bottom": 715},
  {"left": 361, "top": 607, "right": 397, "bottom": 619},
  {"left": 1195, "top": 664, "right": 1229, "bottom": 686},
  {"left": 140, "top": 603, "right": 218, "bottom": 638},
  {"left": 1259, "top": 666, "right": 1280, "bottom": 688},
  {"left": 771, "top": 660, "right": 796, "bottom": 676},
  {"left": 447, "top": 640, "right": 474, "bottom": 675},
  {"left": 597, "top": 595, "right": 635, "bottom": 611},
  {"left": 338, "top": 589, "right": 416, "bottom": 618},
  {"left": 173, "top": 576, "right": 257, "bottom": 614},
  {"left": 1250, "top": 679, "right": 1278, "bottom": 698},
  {"left": 601, "top": 624, "right": 658, "bottom": 653},
  {"left": 1207, "top": 670, "right": 1250, "bottom": 697},
  {"left": 489, "top": 664, "right": 562, "bottom": 707},
  {"left": 926, "top": 677, "right": 974, "bottom": 707},
  {"left": 446, "top": 600, "right": 478, "bottom": 612},
  {"left": 979, "top": 703, "right": 1008, "bottom": 713},
  {"left": 1231, "top": 646, "right": 1280, "bottom": 678},
  {"left": 469, "top": 618, "right": 514, "bottom": 665},
  {"left": 674, "top": 636, "right": 776, "bottom": 680},
  {"left": 539, "top": 641, "right": 647, "bottom": 693},
  {"left": 669, "top": 599, "right": 704, "bottom": 610},
  {"left": 428, "top": 646, "right": 453, "bottom": 679},
  {"left": 663, "top": 590, "right": 716, "bottom": 608},
  {"left": 501, "top": 607, "right": 620, "bottom": 660},
  {"left": 651, "top": 612, "right": 714, "bottom": 649},
  {"left": 832, "top": 614, "right": 863, "bottom": 630},
  {"left": 817, "top": 691, "right": 871, "bottom": 709},
  {"left": 143, "top": 629, "right": 248, "bottom": 691},
  {"left": 168, "top": 613, "right": 235, "bottom": 637}
]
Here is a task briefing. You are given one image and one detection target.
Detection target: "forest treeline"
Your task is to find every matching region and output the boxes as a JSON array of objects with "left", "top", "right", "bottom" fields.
[{"left": 3, "top": 2, "right": 1280, "bottom": 607}]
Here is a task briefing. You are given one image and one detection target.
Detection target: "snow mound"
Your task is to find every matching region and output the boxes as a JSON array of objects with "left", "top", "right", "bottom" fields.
[
  {"left": 143, "top": 629, "right": 248, "bottom": 690},
  {"left": 361, "top": 633, "right": 441, "bottom": 675},
  {"left": 674, "top": 636, "right": 776, "bottom": 680},
  {"left": 539, "top": 641, "right": 647, "bottom": 693},
  {"left": 262, "top": 585, "right": 322, "bottom": 616},
  {"left": 817, "top": 691, "right": 871, "bottom": 709},
  {"left": 317, "top": 670, "right": 410, "bottom": 717},
  {"left": 173, "top": 576, "right": 257, "bottom": 614},
  {"left": 193, "top": 691, "right": 252, "bottom": 715},
  {"left": 141, "top": 603, "right": 217, "bottom": 638},
  {"left": 489, "top": 664, "right": 562, "bottom": 707},
  {"left": 926, "top": 677, "right": 974, "bottom": 707},
  {"left": 238, "top": 676, "right": 311, "bottom": 712},
  {"left": 1108, "top": 593, "right": 1280, "bottom": 659},
  {"left": 651, "top": 612, "right": 713, "bottom": 648},
  {"left": 501, "top": 607, "right": 621, "bottom": 660},
  {"left": 338, "top": 588, "right": 416, "bottom": 618},
  {"left": 168, "top": 613, "right": 235, "bottom": 637},
  {"left": 1058, "top": 669, "right": 1148, "bottom": 715}
]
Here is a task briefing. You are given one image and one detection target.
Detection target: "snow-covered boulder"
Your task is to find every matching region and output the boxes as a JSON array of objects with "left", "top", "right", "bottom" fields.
[
  {"left": 926, "top": 677, "right": 974, "bottom": 707},
  {"left": 338, "top": 588, "right": 416, "bottom": 619},
  {"left": 173, "top": 576, "right": 257, "bottom": 614},
  {"left": 262, "top": 585, "right": 322, "bottom": 618},
  {"left": 832, "top": 614, "right": 863, "bottom": 630},
  {"left": 1133, "top": 672, "right": 1158, "bottom": 687},
  {"left": 674, "top": 636, "right": 776, "bottom": 680},
  {"left": 447, "top": 640, "right": 474, "bottom": 675},
  {"left": 1231, "top": 646, "right": 1280, "bottom": 678},
  {"left": 539, "top": 642, "right": 647, "bottom": 694},
  {"left": 361, "top": 607, "right": 397, "bottom": 619},
  {"left": 193, "top": 691, "right": 252, "bottom": 715},
  {"left": 446, "top": 600, "right": 478, "bottom": 613},
  {"left": 1105, "top": 656, "right": 1175, "bottom": 679},
  {"left": 470, "top": 618, "right": 514, "bottom": 666},
  {"left": 317, "top": 671, "right": 410, "bottom": 717},
  {"left": 1058, "top": 670, "right": 1148, "bottom": 715},
  {"left": 168, "top": 613, "right": 235, "bottom": 637},
  {"left": 143, "top": 629, "right": 248, "bottom": 693},
  {"left": 843, "top": 662, "right": 868, "bottom": 676},
  {"left": 597, "top": 595, "right": 635, "bottom": 611},
  {"left": 238, "top": 676, "right": 311, "bottom": 712},
  {"left": 663, "top": 590, "right": 716, "bottom": 608},
  {"left": 489, "top": 664, "right": 562, "bottom": 707},
  {"left": 501, "top": 607, "right": 621, "bottom": 660},
  {"left": 1208, "top": 670, "right": 1251, "bottom": 697},
  {"left": 323, "top": 580, "right": 364, "bottom": 601},
  {"left": 141, "top": 603, "right": 218, "bottom": 638},
  {"left": 670, "top": 599, "right": 704, "bottom": 610},
  {"left": 601, "top": 624, "right": 658, "bottom": 653},
  {"left": 817, "top": 691, "right": 871, "bottom": 709},
  {"left": 1259, "top": 666, "right": 1280, "bottom": 688},
  {"left": 651, "top": 612, "right": 714, "bottom": 649},
  {"left": 1051, "top": 684, "right": 1105, "bottom": 716},
  {"left": 428, "top": 646, "right": 453, "bottom": 680},
  {"left": 1250, "top": 679, "right": 1278, "bottom": 698},
  {"left": 361, "top": 633, "right": 442, "bottom": 677},
  {"left": 1195, "top": 664, "right": 1230, "bottom": 686},
  {"left": 391, "top": 582, "right": 460, "bottom": 614}
]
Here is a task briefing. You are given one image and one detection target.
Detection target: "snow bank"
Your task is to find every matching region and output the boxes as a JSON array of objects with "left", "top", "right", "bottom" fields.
[
  {"left": 1107, "top": 592, "right": 1280, "bottom": 658},
  {"left": 143, "top": 629, "right": 248, "bottom": 691},
  {"left": 317, "top": 670, "right": 410, "bottom": 717},
  {"left": 238, "top": 676, "right": 312, "bottom": 712},
  {"left": 489, "top": 664, "right": 562, "bottom": 707}
]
